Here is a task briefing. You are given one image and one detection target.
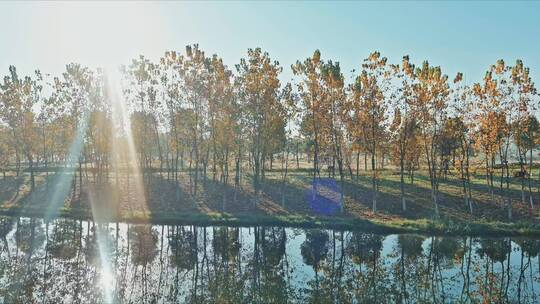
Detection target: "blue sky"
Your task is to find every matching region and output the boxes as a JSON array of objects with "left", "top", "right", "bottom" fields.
[{"left": 1, "top": 1, "right": 539, "bottom": 84}]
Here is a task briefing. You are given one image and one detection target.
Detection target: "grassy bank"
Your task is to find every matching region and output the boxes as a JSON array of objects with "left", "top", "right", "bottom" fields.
[
  {"left": 2, "top": 203, "right": 540, "bottom": 237},
  {"left": 2, "top": 167, "right": 540, "bottom": 237}
]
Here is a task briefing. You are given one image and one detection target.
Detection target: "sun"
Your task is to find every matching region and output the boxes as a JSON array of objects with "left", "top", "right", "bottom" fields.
[{"left": 31, "top": 2, "right": 166, "bottom": 71}]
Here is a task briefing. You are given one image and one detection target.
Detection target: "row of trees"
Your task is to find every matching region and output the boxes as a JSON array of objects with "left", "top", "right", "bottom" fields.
[{"left": 0, "top": 45, "right": 538, "bottom": 218}]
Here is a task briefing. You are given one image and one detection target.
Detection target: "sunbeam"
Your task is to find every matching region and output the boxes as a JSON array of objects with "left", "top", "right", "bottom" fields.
[
  {"left": 94, "top": 223, "right": 116, "bottom": 303},
  {"left": 105, "top": 66, "right": 149, "bottom": 219},
  {"left": 44, "top": 110, "right": 89, "bottom": 221}
]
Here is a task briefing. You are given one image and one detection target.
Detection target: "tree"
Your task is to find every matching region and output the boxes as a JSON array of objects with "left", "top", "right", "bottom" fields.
[
  {"left": 87, "top": 110, "right": 113, "bottom": 182},
  {"left": 84, "top": 70, "right": 113, "bottom": 183},
  {"left": 38, "top": 73, "right": 61, "bottom": 190},
  {"left": 0, "top": 66, "right": 23, "bottom": 177},
  {"left": 350, "top": 52, "right": 391, "bottom": 213},
  {"left": 159, "top": 50, "right": 184, "bottom": 183},
  {"left": 293, "top": 50, "right": 328, "bottom": 180},
  {"left": 279, "top": 83, "right": 299, "bottom": 207},
  {"left": 123, "top": 56, "right": 158, "bottom": 184},
  {"left": 180, "top": 45, "right": 210, "bottom": 196},
  {"left": 236, "top": 48, "right": 282, "bottom": 202},
  {"left": 411, "top": 61, "right": 449, "bottom": 216},
  {"left": 321, "top": 60, "right": 347, "bottom": 212},
  {"left": 56, "top": 63, "right": 94, "bottom": 198},
  {"left": 0, "top": 66, "right": 41, "bottom": 190},
  {"left": 389, "top": 55, "right": 417, "bottom": 212},
  {"left": 450, "top": 72, "right": 475, "bottom": 214},
  {"left": 510, "top": 60, "right": 537, "bottom": 210},
  {"left": 0, "top": 126, "right": 11, "bottom": 179},
  {"left": 473, "top": 70, "right": 506, "bottom": 206},
  {"left": 484, "top": 59, "right": 522, "bottom": 220},
  {"left": 206, "top": 53, "right": 238, "bottom": 210},
  {"left": 519, "top": 115, "right": 540, "bottom": 210}
]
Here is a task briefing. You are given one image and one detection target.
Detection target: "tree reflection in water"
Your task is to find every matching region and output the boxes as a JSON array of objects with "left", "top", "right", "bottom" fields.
[{"left": 1, "top": 216, "right": 540, "bottom": 303}]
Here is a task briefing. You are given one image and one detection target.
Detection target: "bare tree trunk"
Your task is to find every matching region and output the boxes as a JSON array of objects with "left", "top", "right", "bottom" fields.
[
  {"left": 518, "top": 146, "right": 526, "bottom": 205},
  {"left": 78, "top": 159, "right": 83, "bottom": 199},
  {"left": 153, "top": 122, "right": 163, "bottom": 178},
  {"left": 188, "top": 150, "right": 193, "bottom": 195},
  {"left": 234, "top": 145, "right": 241, "bottom": 204},
  {"left": 400, "top": 154, "right": 406, "bottom": 212},
  {"left": 463, "top": 141, "right": 473, "bottom": 215},
  {"left": 15, "top": 147, "right": 21, "bottom": 177},
  {"left": 28, "top": 155, "right": 35, "bottom": 190},
  {"left": 296, "top": 141, "right": 300, "bottom": 169},
  {"left": 356, "top": 152, "right": 360, "bottom": 181},
  {"left": 194, "top": 141, "right": 199, "bottom": 197},
  {"left": 281, "top": 144, "right": 290, "bottom": 208},
  {"left": 371, "top": 151, "right": 377, "bottom": 213},
  {"left": 425, "top": 136, "right": 440, "bottom": 217},
  {"left": 528, "top": 149, "right": 534, "bottom": 210},
  {"left": 502, "top": 142, "right": 512, "bottom": 220},
  {"left": 364, "top": 153, "right": 368, "bottom": 171}
]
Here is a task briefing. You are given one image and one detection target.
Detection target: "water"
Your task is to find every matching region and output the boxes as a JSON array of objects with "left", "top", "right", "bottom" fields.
[{"left": 0, "top": 217, "right": 539, "bottom": 303}]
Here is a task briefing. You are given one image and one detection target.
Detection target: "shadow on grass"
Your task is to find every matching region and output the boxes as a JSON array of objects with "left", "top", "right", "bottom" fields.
[
  {"left": 269, "top": 171, "right": 536, "bottom": 222},
  {"left": 0, "top": 176, "right": 26, "bottom": 203},
  {"left": 259, "top": 178, "right": 310, "bottom": 215},
  {"left": 2, "top": 170, "right": 539, "bottom": 226}
]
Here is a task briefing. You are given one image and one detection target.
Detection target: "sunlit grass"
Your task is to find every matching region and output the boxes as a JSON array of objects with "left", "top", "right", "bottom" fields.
[
  {"left": 3, "top": 162, "right": 540, "bottom": 236},
  {"left": 45, "top": 111, "right": 89, "bottom": 221}
]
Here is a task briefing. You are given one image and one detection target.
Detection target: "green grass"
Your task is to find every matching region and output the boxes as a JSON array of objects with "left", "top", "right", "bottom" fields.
[
  {"left": 1, "top": 203, "right": 540, "bottom": 237},
  {"left": 2, "top": 167, "right": 540, "bottom": 236}
]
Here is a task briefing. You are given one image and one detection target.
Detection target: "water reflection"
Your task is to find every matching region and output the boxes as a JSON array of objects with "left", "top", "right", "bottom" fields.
[{"left": 0, "top": 217, "right": 539, "bottom": 303}]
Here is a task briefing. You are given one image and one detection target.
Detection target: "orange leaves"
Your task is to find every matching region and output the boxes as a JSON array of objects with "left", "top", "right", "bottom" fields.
[
  {"left": 410, "top": 61, "right": 449, "bottom": 128},
  {"left": 362, "top": 51, "right": 387, "bottom": 72},
  {"left": 237, "top": 48, "right": 283, "bottom": 154},
  {"left": 493, "top": 59, "right": 505, "bottom": 75},
  {"left": 474, "top": 108, "right": 507, "bottom": 159},
  {"left": 349, "top": 51, "right": 393, "bottom": 159},
  {"left": 453, "top": 72, "right": 463, "bottom": 84},
  {"left": 477, "top": 59, "right": 538, "bottom": 158}
]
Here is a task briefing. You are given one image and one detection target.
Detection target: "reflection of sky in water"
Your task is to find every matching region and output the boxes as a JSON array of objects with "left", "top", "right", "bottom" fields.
[{"left": 1, "top": 217, "right": 539, "bottom": 303}]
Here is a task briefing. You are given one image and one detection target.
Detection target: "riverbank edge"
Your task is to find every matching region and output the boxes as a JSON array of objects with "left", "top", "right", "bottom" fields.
[{"left": 1, "top": 206, "right": 540, "bottom": 237}]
